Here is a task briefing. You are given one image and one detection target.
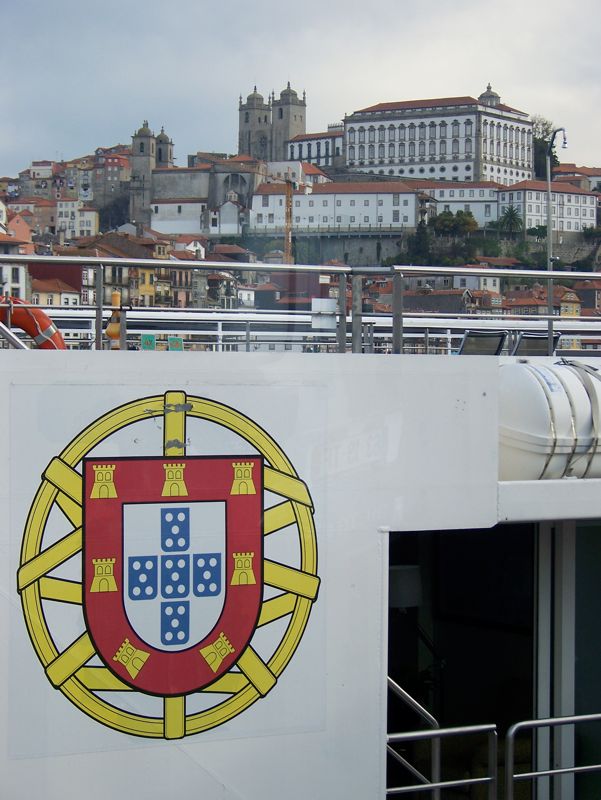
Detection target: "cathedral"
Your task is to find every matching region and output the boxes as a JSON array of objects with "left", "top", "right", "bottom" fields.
[{"left": 238, "top": 83, "right": 306, "bottom": 161}]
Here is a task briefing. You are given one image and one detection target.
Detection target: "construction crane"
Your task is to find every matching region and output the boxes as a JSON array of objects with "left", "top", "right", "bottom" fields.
[{"left": 284, "top": 176, "right": 295, "bottom": 265}]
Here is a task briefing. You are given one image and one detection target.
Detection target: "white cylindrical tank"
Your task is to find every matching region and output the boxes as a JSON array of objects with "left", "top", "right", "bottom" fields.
[{"left": 499, "top": 361, "right": 601, "bottom": 480}]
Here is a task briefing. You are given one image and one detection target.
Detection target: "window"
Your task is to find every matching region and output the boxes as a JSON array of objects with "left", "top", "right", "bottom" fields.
[
  {"left": 350, "top": 216, "right": 355, "bottom": 223},
  {"left": 256, "top": 214, "right": 263, "bottom": 223},
  {"left": 403, "top": 199, "right": 408, "bottom": 206},
  {"left": 262, "top": 195, "right": 269, "bottom": 207},
  {"left": 485, "top": 204, "right": 491, "bottom": 217},
  {"left": 350, "top": 199, "right": 355, "bottom": 206},
  {"left": 364, "top": 216, "right": 369, "bottom": 223},
  {"left": 336, "top": 216, "right": 341, "bottom": 223},
  {"left": 322, "top": 200, "right": 328, "bottom": 206},
  {"left": 368, "top": 127, "right": 376, "bottom": 143},
  {"left": 336, "top": 200, "right": 341, "bottom": 206},
  {"left": 364, "top": 199, "right": 369, "bottom": 206},
  {"left": 393, "top": 210, "right": 400, "bottom": 222},
  {"left": 308, "top": 216, "right": 314, "bottom": 223},
  {"left": 322, "top": 216, "right": 328, "bottom": 223},
  {"left": 268, "top": 214, "right": 274, "bottom": 223},
  {"left": 177, "top": 205, "right": 182, "bottom": 214},
  {"left": 378, "top": 199, "right": 383, "bottom": 206},
  {"left": 309, "top": 200, "right": 314, "bottom": 207}
]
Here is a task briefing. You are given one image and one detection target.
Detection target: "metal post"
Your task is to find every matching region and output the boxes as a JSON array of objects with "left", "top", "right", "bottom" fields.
[
  {"left": 351, "top": 274, "right": 362, "bottom": 353},
  {"left": 337, "top": 274, "right": 347, "bottom": 353},
  {"left": 245, "top": 321, "right": 251, "bottom": 352},
  {"left": 119, "top": 305, "right": 127, "bottom": 351},
  {"left": 392, "top": 271, "right": 404, "bottom": 354},
  {"left": 95, "top": 265, "right": 104, "bottom": 351},
  {"left": 546, "top": 127, "right": 566, "bottom": 356}
]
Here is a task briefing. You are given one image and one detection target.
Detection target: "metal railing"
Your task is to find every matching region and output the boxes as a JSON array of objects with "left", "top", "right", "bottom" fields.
[
  {"left": 387, "top": 722, "right": 498, "bottom": 798},
  {"left": 387, "top": 676, "right": 441, "bottom": 799},
  {"left": 505, "top": 712, "right": 601, "bottom": 800},
  {"left": 3, "top": 255, "right": 601, "bottom": 353}
]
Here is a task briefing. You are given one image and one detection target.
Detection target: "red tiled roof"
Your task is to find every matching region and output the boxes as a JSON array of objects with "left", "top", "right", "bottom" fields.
[
  {"left": 354, "top": 96, "right": 526, "bottom": 115},
  {"left": 212, "top": 244, "right": 249, "bottom": 254},
  {"left": 0, "top": 233, "right": 26, "bottom": 244},
  {"left": 256, "top": 180, "right": 415, "bottom": 195},
  {"left": 31, "top": 278, "right": 78, "bottom": 294},
  {"left": 289, "top": 131, "right": 343, "bottom": 142},
  {"left": 151, "top": 197, "right": 208, "bottom": 204},
  {"left": 302, "top": 162, "right": 329, "bottom": 176},
  {"left": 510, "top": 180, "right": 594, "bottom": 195},
  {"left": 404, "top": 179, "right": 504, "bottom": 191}
]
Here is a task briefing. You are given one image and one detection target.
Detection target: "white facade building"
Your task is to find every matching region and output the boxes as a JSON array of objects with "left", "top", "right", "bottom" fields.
[
  {"left": 405, "top": 180, "right": 502, "bottom": 227},
  {"left": 0, "top": 199, "right": 6, "bottom": 233},
  {"left": 287, "top": 125, "right": 344, "bottom": 168},
  {"left": 344, "top": 85, "right": 533, "bottom": 186},
  {"left": 56, "top": 200, "right": 99, "bottom": 240},
  {"left": 249, "top": 181, "right": 424, "bottom": 233},
  {"left": 151, "top": 199, "right": 207, "bottom": 235},
  {"left": 499, "top": 181, "right": 598, "bottom": 233}
]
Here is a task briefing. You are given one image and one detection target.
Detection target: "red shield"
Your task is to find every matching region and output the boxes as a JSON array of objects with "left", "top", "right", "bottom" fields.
[{"left": 83, "top": 456, "right": 263, "bottom": 696}]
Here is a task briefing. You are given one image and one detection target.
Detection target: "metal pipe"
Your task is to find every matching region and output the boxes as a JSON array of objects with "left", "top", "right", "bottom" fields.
[
  {"left": 337, "top": 274, "right": 347, "bottom": 353},
  {"left": 0, "top": 320, "right": 29, "bottom": 349},
  {"left": 351, "top": 275, "right": 362, "bottom": 353},
  {"left": 392, "top": 271, "right": 404, "bottom": 354},
  {"left": 547, "top": 127, "right": 566, "bottom": 355},
  {"left": 95, "top": 264, "right": 104, "bottom": 351}
]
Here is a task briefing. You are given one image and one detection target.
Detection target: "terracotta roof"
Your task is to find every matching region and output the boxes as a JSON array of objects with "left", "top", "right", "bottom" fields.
[
  {"left": 151, "top": 197, "right": 208, "bottom": 204},
  {"left": 510, "top": 180, "right": 594, "bottom": 196},
  {"left": 573, "top": 280, "right": 601, "bottom": 290},
  {"left": 170, "top": 251, "right": 197, "bottom": 260},
  {"left": 31, "top": 278, "right": 78, "bottom": 294},
  {"left": 152, "top": 165, "right": 211, "bottom": 173},
  {"left": 212, "top": 244, "right": 249, "bottom": 254},
  {"left": 0, "top": 233, "right": 26, "bottom": 243},
  {"left": 354, "top": 96, "right": 526, "bottom": 115},
  {"left": 289, "top": 131, "right": 342, "bottom": 142},
  {"left": 554, "top": 164, "right": 601, "bottom": 177},
  {"left": 404, "top": 179, "right": 504, "bottom": 191},
  {"left": 256, "top": 180, "right": 414, "bottom": 196},
  {"left": 302, "top": 162, "right": 329, "bottom": 176}
]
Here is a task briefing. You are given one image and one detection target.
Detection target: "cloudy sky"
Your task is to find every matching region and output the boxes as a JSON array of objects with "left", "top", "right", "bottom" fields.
[{"left": 1, "top": 0, "right": 599, "bottom": 177}]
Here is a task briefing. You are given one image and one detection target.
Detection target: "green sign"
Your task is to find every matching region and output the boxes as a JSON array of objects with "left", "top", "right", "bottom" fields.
[
  {"left": 141, "top": 334, "right": 156, "bottom": 351},
  {"left": 168, "top": 337, "right": 184, "bottom": 352}
]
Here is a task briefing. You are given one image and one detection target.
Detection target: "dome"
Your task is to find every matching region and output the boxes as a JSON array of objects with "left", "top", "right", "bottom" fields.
[
  {"left": 157, "top": 126, "right": 170, "bottom": 143},
  {"left": 279, "top": 81, "right": 298, "bottom": 100},
  {"left": 478, "top": 83, "right": 501, "bottom": 107},
  {"left": 135, "top": 120, "right": 153, "bottom": 136},
  {"left": 246, "top": 86, "right": 265, "bottom": 106}
]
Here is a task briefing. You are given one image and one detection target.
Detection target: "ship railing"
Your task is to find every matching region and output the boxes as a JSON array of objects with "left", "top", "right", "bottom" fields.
[
  {"left": 3, "top": 256, "right": 601, "bottom": 354},
  {"left": 505, "top": 712, "right": 601, "bottom": 800}
]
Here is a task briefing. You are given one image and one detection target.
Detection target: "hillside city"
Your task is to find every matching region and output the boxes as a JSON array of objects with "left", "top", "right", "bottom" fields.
[{"left": 1, "top": 82, "right": 600, "bottom": 334}]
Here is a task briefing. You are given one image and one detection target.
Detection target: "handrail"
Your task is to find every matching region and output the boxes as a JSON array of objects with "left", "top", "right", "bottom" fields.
[
  {"left": 505, "top": 712, "right": 601, "bottom": 800},
  {"left": 387, "top": 677, "right": 441, "bottom": 799},
  {"left": 387, "top": 723, "right": 497, "bottom": 799}
]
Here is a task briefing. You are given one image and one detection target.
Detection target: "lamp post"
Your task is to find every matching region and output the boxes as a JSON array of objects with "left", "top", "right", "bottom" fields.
[{"left": 546, "top": 127, "right": 567, "bottom": 355}]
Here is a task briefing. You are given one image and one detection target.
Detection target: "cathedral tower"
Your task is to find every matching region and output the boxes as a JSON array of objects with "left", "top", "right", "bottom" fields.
[
  {"left": 130, "top": 120, "right": 157, "bottom": 227},
  {"left": 156, "top": 127, "right": 174, "bottom": 168},
  {"left": 271, "top": 83, "right": 306, "bottom": 161},
  {"left": 238, "top": 88, "right": 272, "bottom": 160}
]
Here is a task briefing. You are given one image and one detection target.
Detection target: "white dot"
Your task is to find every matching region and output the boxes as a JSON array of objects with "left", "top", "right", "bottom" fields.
[
  {"left": 177, "top": 584, "right": 186, "bottom": 594},
  {"left": 165, "top": 538, "right": 173, "bottom": 548},
  {"left": 165, "top": 585, "right": 173, "bottom": 595},
  {"left": 209, "top": 558, "right": 217, "bottom": 567},
  {"left": 197, "top": 584, "right": 205, "bottom": 593},
  {"left": 178, "top": 537, "right": 186, "bottom": 548},
  {"left": 139, "top": 574, "right": 147, "bottom": 584},
  {"left": 203, "top": 570, "right": 211, "bottom": 580},
  {"left": 172, "top": 619, "right": 179, "bottom": 628},
  {"left": 133, "top": 586, "right": 141, "bottom": 596},
  {"left": 133, "top": 561, "right": 141, "bottom": 570},
  {"left": 165, "top": 607, "right": 173, "bottom": 616},
  {"left": 197, "top": 558, "right": 205, "bottom": 567},
  {"left": 145, "top": 586, "right": 153, "bottom": 596},
  {"left": 177, "top": 631, "right": 185, "bottom": 640},
  {"left": 209, "top": 583, "right": 217, "bottom": 593},
  {"left": 172, "top": 571, "right": 179, "bottom": 581},
  {"left": 165, "top": 559, "right": 173, "bottom": 569},
  {"left": 177, "top": 512, "right": 186, "bottom": 522},
  {"left": 165, "top": 632, "right": 173, "bottom": 641},
  {"left": 177, "top": 605, "right": 185, "bottom": 614},
  {"left": 178, "top": 558, "right": 186, "bottom": 568},
  {"left": 165, "top": 513, "right": 173, "bottom": 522},
  {"left": 145, "top": 560, "right": 153, "bottom": 570},
  {"left": 171, "top": 525, "right": 180, "bottom": 535}
]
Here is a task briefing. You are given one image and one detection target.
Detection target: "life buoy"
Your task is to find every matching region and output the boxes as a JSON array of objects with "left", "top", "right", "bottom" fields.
[{"left": 0, "top": 296, "right": 66, "bottom": 349}]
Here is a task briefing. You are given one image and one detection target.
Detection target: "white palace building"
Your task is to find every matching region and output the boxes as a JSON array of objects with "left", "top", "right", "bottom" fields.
[{"left": 341, "top": 84, "right": 534, "bottom": 186}]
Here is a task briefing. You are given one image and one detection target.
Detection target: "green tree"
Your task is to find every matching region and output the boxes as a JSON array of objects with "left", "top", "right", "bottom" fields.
[
  {"left": 526, "top": 224, "right": 547, "bottom": 241},
  {"left": 454, "top": 210, "right": 478, "bottom": 237},
  {"left": 532, "top": 115, "right": 560, "bottom": 180},
  {"left": 499, "top": 206, "right": 524, "bottom": 240},
  {"left": 406, "top": 221, "right": 432, "bottom": 264}
]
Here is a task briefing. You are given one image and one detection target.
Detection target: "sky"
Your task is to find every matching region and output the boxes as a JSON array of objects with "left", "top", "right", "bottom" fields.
[{"left": 1, "top": 0, "right": 599, "bottom": 177}]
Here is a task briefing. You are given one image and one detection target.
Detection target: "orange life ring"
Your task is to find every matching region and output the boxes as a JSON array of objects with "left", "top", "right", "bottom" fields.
[{"left": 0, "top": 296, "right": 66, "bottom": 350}]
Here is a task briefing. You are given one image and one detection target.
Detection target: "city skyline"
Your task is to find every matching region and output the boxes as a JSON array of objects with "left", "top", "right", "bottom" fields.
[{"left": 1, "top": 0, "right": 599, "bottom": 177}]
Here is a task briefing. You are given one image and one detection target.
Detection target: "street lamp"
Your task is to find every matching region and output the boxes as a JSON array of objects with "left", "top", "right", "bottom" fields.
[{"left": 546, "top": 127, "right": 567, "bottom": 354}]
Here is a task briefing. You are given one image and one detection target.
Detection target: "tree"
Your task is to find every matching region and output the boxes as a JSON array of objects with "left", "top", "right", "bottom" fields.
[
  {"left": 526, "top": 224, "right": 547, "bottom": 241},
  {"left": 531, "top": 115, "right": 560, "bottom": 180},
  {"left": 454, "top": 210, "right": 478, "bottom": 237},
  {"left": 499, "top": 206, "right": 523, "bottom": 240},
  {"left": 406, "top": 221, "right": 432, "bottom": 264}
]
